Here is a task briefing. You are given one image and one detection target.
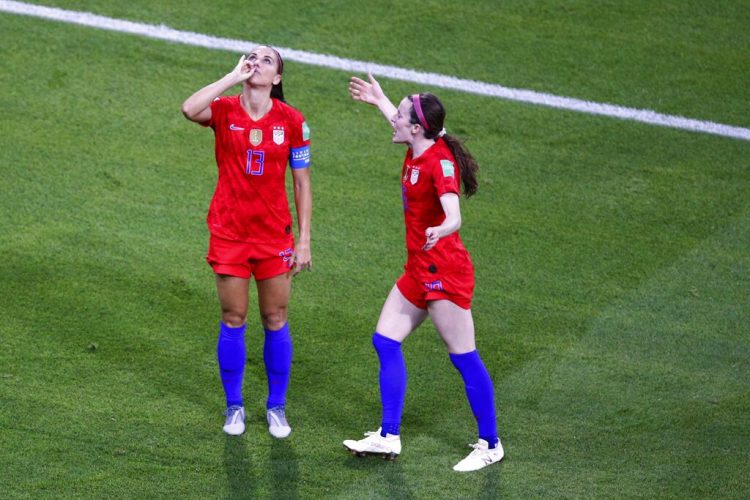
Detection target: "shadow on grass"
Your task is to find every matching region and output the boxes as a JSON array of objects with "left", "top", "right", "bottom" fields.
[
  {"left": 269, "top": 438, "right": 300, "bottom": 499},
  {"left": 223, "top": 436, "right": 256, "bottom": 498},
  {"left": 380, "top": 460, "right": 415, "bottom": 499},
  {"left": 222, "top": 430, "right": 301, "bottom": 498},
  {"left": 343, "top": 454, "right": 416, "bottom": 498},
  {"left": 478, "top": 460, "right": 504, "bottom": 498}
]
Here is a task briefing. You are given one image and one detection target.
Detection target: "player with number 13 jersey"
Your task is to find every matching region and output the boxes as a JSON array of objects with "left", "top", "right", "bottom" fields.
[
  {"left": 205, "top": 95, "right": 310, "bottom": 246},
  {"left": 182, "top": 45, "right": 311, "bottom": 440}
]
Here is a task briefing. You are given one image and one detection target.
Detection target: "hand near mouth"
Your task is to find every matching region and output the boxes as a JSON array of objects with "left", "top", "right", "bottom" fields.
[{"left": 230, "top": 55, "right": 256, "bottom": 83}]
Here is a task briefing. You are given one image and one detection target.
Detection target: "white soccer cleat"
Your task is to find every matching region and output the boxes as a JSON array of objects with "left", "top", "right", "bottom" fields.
[
  {"left": 223, "top": 405, "right": 245, "bottom": 436},
  {"left": 266, "top": 406, "right": 292, "bottom": 439},
  {"left": 343, "top": 428, "right": 401, "bottom": 460},
  {"left": 452, "top": 438, "right": 504, "bottom": 472}
]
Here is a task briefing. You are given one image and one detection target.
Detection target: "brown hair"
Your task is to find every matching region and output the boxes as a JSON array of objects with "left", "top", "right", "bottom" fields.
[
  {"left": 248, "top": 45, "right": 285, "bottom": 102},
  {"left": 409, "top": 93, "right": 479, "bottom": 197}
]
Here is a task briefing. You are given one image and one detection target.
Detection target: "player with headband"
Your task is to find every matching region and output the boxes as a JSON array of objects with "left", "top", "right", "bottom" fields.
[
  {"left": 343, "top": 73, "right": 504, "bottom": 471},
  {"left": 181, "top": 45, "right": 312, "bottom": 439}
]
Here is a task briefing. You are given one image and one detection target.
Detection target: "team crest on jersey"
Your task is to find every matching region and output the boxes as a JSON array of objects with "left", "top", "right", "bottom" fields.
[
  {"left": 273, "top": 126, "right": 285, "bottom": 145},
  {"left": 410, "top": 167, "right": 420, "bottom": 185},
  {"left": 249, "top": 129, "right": 263, "bottom": 146}
]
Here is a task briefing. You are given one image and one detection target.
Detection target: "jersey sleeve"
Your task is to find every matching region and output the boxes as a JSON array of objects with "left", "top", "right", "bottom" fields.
[
  {"left": 288, "top": 109, "right": 311, "bottom": 169},
  {"left": 432, "top": 156, "right": 460, "bottom": 196},
  {"left": 206, "top": 96, "right": 229, "bottom": 129}
]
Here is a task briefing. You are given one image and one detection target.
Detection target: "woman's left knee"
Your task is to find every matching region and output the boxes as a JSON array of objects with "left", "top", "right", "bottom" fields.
[{"left": 260, "top": 307, "right": 288, "bottom": 330}]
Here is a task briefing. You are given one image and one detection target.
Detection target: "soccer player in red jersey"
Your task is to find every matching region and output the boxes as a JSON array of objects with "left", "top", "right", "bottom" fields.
[
  {"left": 181, "top": 45, "right": 311, "bottom": 439},
  {"left": 342, "top": 74, "right": 504, "bottom": 472}
]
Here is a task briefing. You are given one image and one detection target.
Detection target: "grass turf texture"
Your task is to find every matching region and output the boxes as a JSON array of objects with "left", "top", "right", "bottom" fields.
[{"left": 1, "top": 1, "right": 749, "bottom": 498}]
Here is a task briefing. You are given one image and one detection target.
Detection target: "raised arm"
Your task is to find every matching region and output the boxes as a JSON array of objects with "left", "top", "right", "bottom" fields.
[
  {"left": 349, "top": 73, "right": 398, "bottom": 124},
  {"left": 181, "top": 55, "right": 255, "bottom": 123}
]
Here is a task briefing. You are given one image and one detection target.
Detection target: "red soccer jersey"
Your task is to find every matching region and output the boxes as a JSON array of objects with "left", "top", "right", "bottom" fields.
[
  {"left": 205, "top": 96, "right": 310, "bottom": 244},
  {"left": 401, "top": 138, "right": 473, "bottom": 279}
]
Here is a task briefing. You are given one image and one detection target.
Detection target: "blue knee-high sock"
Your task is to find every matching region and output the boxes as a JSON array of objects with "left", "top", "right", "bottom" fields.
[
  {"left": 450, "top": 350, "right": 499, "bottom": 448},
  {"left": 263, "top": 322, "right": 293, "bottom": 409},
  {"left": 217, "top": 322, "right": 247, "bottom": 407},
  {"left": 373, "top": 333, "right": 407, "bottom": 436}
]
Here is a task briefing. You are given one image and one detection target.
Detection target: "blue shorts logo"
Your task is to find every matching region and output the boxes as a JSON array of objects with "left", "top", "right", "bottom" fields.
[
  {"left": 424, "top": 280, "right": 444, "bottom": 291},
  {"left": 279, "top": 248, "right": 294, "bottom": 268}
]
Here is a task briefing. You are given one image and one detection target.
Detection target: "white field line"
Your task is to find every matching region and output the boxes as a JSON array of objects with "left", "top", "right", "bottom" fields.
[{"left": 2, "top": 0, "right": 749, "bottom": 142}]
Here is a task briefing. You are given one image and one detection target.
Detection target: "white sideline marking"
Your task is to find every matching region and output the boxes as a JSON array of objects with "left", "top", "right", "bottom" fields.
[{"left": 2, "top": 0, "right": 749, "bottom": 142}]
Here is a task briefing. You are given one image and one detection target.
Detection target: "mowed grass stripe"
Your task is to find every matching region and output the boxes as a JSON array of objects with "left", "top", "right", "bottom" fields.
[
  {"left": 497, "top": 210, "right": 750, "bottom": 497},
  {"left": 1, "top": 0, "right": 749, "bottom": 141}
]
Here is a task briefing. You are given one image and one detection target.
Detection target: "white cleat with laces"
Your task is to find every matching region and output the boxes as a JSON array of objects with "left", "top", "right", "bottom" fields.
[
  {"left": 343, "top": 428, "right": 401, "bottom": 460},
  {"left": 266, "top": 406, "right": 292, "bottom": 439},
  {"left": 453, "top": 438, "right": 504, "bottom": 472},
  {"left": 222, "top": 405, "right": 245, "bottom": 436}
]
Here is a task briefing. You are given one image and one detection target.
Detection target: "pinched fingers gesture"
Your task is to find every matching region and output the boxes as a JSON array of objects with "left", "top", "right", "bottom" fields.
[{"left": 230, "top": 54, "right": 255, "bottom": 84}]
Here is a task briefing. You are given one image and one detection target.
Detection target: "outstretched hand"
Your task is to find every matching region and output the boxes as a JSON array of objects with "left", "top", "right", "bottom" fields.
[{"left": 349, "top": 73, "right": 385, "bottom": 106}]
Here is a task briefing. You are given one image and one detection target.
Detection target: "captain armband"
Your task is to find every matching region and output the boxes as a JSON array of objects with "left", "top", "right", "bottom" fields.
[{"left": 290, "top": 145, "right": 311, "bottom": 169}]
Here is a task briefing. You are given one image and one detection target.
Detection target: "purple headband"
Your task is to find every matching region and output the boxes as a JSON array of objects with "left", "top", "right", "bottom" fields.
[{"left": 411, "top": 94, "right": 429, "bottom": 130}]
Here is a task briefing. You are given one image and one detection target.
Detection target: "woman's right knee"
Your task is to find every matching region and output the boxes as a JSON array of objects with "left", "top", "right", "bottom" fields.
[{"left": 221, "top": 309, "right": 247, "bottom": 327}]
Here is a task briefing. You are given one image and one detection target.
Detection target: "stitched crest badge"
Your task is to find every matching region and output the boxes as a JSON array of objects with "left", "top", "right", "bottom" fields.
[
  {"left": 249, "top": 129, "right": 262, "bottom": 146},
  {"left": 273, "top": 126, "right": 284, "bottom": 145},
  {"left": 410, "top": 167, "right": 420, "bottom": 185}
]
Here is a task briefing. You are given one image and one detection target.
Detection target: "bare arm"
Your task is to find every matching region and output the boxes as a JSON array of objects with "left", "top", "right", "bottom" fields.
[
  {"left": 423, "top": 193, "right": 462, "bottom": 251},
  {"left": 291, "top": 167, "right": 312, "bottom": 274},
  {"left": 181, "top": 55, "right": 254, "bottom": 123},
  {"left": 349, "top": 73, "right": 398, "bottom": 124}
]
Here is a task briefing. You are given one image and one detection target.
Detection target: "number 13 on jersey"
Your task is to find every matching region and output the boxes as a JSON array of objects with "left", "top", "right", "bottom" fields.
[{"left": 246, "top": 149, "right": 265, "bottom": 175}]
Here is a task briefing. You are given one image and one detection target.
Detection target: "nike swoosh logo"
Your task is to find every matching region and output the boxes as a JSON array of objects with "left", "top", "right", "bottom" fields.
[{"left": 229, "top": 124, "right": 245, "bottom": 131}]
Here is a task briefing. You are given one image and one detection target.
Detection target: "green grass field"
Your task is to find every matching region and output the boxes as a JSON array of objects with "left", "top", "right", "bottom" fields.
[{"left": 1, "top": 1, "right": 749, "bottom": 497}]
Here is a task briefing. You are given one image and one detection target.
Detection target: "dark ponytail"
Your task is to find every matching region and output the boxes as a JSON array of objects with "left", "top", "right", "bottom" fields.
[
  {"left": 441, "top": 134, "right": 479, "bottom": 198},
  {"left": 271, "top": 80, "right": 285, "bottom": 103},
  {"left": 409, "top": 93, "right": 479, "bottom": 197},
  {"left": 269, "top": 46, "right": 285, "bottom": 103}
]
